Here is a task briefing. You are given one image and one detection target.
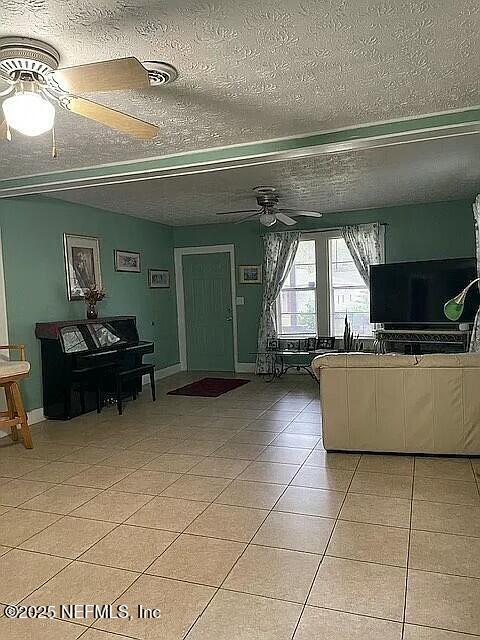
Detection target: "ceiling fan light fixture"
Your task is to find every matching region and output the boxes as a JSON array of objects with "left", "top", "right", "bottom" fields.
[
  {"left": 259, "top": 211, "right": 277, "bottom": 227},
  {"left": 2, "top": 90, "right": 55, "bottom": 136}
]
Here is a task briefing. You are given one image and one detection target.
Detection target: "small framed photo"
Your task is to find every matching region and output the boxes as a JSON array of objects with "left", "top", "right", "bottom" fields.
[
  {"left": 63, "top": 234, "right": 102, "bottom": 301},
  {"left": 285, "top": 339, "right": 300, "bottom": 351},
  {"left": 267, "top": 338, "right": 279, "bottom": 351},
  {"left": 239, "top": 265, "right": 262, "bottom": 284},
  {"left": 149, "top": 269, "right": 170, "bottom": 288},
  {"left": 114, "top": 249, "right": 141, "bottom": 273}
]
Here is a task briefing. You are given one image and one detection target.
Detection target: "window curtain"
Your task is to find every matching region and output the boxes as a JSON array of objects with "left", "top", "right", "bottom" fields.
[
  {"left": 470, "top": 195, "right": 480, "bottom": 352},
  {"left": 342, "top": 222, "right": 385, "bottom": 288},
  {"left": 255, "top": 231, "right": 300, "bottom": 374}
]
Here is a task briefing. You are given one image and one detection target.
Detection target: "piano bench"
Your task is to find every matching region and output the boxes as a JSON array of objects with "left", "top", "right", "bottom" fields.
[
  {"left": 70, "top": 363, "right": 113, "bottom": 419},
  {"left": 115, "top": 363, "right": 156, "bottom": 415}
]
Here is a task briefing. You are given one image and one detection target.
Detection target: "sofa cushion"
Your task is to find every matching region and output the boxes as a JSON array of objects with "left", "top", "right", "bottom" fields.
[
  {"left": 0, "top": 361, "right": 30, "bottom": 378},
  {"left": 312, "top": 352, "right": 480, "bottom": 370}
]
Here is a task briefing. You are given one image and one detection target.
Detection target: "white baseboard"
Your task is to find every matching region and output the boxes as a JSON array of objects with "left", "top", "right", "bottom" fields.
[
  {"left": 155, "top": 363, "right": 184, "bottom": 381},
  {"left": 4, "top": 364, "right": 184, "bottom": 434},
  {"left": 28, "top": 407, "right": 45, "bottom": 424},
  {"left": 142, "top": 363, "right": 184, "bottom": 386},
  {"left": 140, "top": 362, "right": 255, "bottom": 381},
  {"left": 0, "top": 406, "right": 45, "bottom": 437},
  {"left": 236, "top": 362, "right": 255, "bottom": 373}
]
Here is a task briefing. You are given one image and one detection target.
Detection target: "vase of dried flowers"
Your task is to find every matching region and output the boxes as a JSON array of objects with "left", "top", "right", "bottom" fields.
[{"left": 84, "top": 285, "right": 105, "bottom": 320}]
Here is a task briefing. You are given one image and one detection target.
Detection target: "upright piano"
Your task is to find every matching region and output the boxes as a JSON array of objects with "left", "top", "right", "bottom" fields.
[{"left": 36, "top": 316, "right": 154, "bottom": 419}]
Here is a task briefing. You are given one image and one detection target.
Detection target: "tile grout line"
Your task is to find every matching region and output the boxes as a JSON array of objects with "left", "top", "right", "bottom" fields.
[
  {"left": 10, "top": 531, "right": 480, "bottom": 583},
  {"left": 72, "top": 393, "right": 305, "bottom": 638},
  {"left": 288, "top": 450, "right": 363, "bottom": 639},
  {"left": 181, "top": 442, "right": 314, "bottom": 639},
  {"left": 5, "top": 404, "right": 265, "bottom": 514},
  {"left": 401, "top": 456, "right": 416, "bottom": 640},
  {"left": 1, "top": 392, "right": 262, "bottom": 631},
  {"left": 8, "top": 483, "right": 177, "bottom": 633},
  {"left": 6, "top": 492, "right": 480, "bottom": 543},
  {"left": 58, "top": 413, "right": 275, "bottom": 636},
  {"left": 76, "top": 625, "right": 135, "bottom": 640},
  {"left": 472, "top": 457, "right": 480, "bottom": 499}
]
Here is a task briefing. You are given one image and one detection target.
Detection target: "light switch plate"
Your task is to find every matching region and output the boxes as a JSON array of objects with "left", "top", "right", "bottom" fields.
[{"left": 236, "top": 296, "right": 245, "bottom": 305}]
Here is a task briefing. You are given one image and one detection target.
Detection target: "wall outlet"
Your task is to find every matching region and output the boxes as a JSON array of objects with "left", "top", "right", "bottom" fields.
[{"left": 236, "top": 296, "right": 245, "bottom": 305}]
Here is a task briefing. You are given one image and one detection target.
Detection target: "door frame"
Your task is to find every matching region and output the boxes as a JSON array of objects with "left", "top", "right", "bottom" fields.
[
  {"left": 0, "top": 228, "right": 9, "bottom": 348},
  {"left": 0, "top": 228, "right": 9, "bottom": 421},
  {"left": 174, "top": 244, "right": 239, "bottom": 372}
]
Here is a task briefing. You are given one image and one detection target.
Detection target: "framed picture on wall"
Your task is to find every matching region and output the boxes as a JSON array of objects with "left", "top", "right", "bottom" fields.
[
  {"left": 63, "top": 234, "right": 102, "bottom": 301},
  {"left": 149, "top": 269, "right": 170, "bottom": 288},
  {"left": 114, "top": 249, "right": 141, "bottom": 273},
  {"left": 239, "top": 265, "right": 262, "bottom": 284}
]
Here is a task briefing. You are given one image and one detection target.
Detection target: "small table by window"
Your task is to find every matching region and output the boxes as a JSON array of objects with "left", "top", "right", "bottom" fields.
[{"left": 254, "top": 337, "right": 337, "bottom": 381}]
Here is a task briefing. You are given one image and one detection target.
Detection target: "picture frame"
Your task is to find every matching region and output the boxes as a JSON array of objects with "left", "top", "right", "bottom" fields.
[
  {"left": 267, "top": 338, "right": 280, "bottom": 351},
  {"left": 114, "top": 249, "right": 141, "bottom": 273},
  {"left": 63, "top": 234, "right": 102, "bottom": 301},
  {"left": 149, "top": 269, "right": 170, "bottom": 288},
  {"left": 285, "top": 340, "right": 300, "bottom": 351},
  {"left": 239, "top": 265, "right": 262, "bottom": 284}
]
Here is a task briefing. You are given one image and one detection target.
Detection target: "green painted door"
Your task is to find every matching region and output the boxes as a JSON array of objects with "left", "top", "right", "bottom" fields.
[{"left": 183, "top": 252, "right": 234, "bottom": 371}]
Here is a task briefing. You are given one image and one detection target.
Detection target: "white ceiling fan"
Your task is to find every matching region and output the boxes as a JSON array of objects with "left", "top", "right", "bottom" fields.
[
  {"left": 0, "top": 36, "right": 178, "bottom": 149},
  {"left": 215, "top": 187, "right": 323, "bottom": 226}
]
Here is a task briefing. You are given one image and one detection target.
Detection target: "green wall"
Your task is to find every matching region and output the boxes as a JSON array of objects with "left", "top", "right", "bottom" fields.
[
  {"left": 0, "top": 196, "right": 179, "bottom": 411},
  {"left": 173, "top": 199, "right": 476, "bottom": 363},
  {"left": 0, "top": 195, "right": 475, "bottom": 409}
]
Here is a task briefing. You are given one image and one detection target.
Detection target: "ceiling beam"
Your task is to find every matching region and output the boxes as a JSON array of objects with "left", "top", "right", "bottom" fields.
[{"left": 0, "top": 107, "right": 479, "bottom": 199}]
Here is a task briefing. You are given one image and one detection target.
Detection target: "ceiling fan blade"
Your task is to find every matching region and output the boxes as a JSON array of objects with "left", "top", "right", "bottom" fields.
[
  {"left": 234, "top": 212, "right": 261, "bottom": 224},
  {"left": 64, "top": 96, "right": 158, "bottom": 139},
  {"left": 49, "top": 57, "right": 150, "bottom": 93},
  {"left": 280, "top": 209, "right": 323, "bottom": 218},
  {"left": 215, "top": 210, "right": 259, "bottom": 216},
  {"left": 276, "top": 212, "right": 297, "bottom": 226}
]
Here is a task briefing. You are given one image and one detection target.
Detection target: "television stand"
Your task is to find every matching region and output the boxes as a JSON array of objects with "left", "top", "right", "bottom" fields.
[{"left": 374, "top": 328, "right": 470, "bottom": 354}]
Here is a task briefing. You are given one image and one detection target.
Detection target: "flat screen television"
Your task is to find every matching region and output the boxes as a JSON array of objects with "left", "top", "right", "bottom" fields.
[{"left": 370, "top": 258, "right": 479, "bottom": 325}]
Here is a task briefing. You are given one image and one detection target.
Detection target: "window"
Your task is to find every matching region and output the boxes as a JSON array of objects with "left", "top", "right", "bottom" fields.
[
  {"left": 276, "top": 235, "right": 373, "bottom": 338},
  {"left": 328, "top": 237, "right": 372, "bottom": 337},
  {"left": 277, "top": 240, "right": 317, "bottom": 336}
]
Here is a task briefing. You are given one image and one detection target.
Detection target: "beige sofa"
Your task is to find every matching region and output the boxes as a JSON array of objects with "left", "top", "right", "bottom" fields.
[{"left": 312, "top": 352, "right": 480, "bottom": 455}]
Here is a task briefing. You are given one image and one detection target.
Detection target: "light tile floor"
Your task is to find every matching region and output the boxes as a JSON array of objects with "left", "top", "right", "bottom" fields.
[{"left": 0, "top": 371, "right": 479, "bottom": 639}]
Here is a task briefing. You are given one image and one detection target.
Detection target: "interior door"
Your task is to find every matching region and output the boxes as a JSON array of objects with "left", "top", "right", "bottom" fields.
[{"left": 182, "top": 252, "right": 235, "bottom": 371}]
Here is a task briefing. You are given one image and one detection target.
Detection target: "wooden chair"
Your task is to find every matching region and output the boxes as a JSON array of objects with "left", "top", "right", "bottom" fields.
[{"left": 0, "top": 345, "right": 33, "bottom": 449}]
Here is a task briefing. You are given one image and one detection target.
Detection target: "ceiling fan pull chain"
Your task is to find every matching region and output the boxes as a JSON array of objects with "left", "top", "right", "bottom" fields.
[{"left": 51, "top": 125, "right": 57, "bottom": 158}]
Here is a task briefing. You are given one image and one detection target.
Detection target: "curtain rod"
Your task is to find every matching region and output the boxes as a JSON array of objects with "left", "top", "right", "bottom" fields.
[{"left": 261, "top": 223, "right": 388, "bottom": 236}]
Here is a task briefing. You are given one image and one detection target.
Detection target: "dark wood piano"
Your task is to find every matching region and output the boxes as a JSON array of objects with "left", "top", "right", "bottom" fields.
[{"left": 36, "top": 316, "right": 154, "bottom": 420}]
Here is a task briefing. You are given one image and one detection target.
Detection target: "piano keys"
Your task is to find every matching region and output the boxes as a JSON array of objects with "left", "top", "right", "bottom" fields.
[{"left": 35, "top": 316, "right": 154, "bottom": 420}]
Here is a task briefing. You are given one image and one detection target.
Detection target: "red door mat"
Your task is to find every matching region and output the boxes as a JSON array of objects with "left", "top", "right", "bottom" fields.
[{"left": 167, "top": 377, "right": 250, "bottom": 397}]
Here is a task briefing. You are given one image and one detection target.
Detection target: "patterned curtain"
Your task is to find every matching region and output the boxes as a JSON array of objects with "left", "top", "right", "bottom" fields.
[
  {"left": 342, "top": 222, "right": 385, "bottom": 288},
  {"left": 469, "top": 195, "right": 480, "bottom": 352},
  {"left": 255, "top": 231, "right": 300, "bottom": 374}
]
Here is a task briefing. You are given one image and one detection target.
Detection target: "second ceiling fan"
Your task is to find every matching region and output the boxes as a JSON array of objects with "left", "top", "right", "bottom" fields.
[{"left": 216, "top": 187, "right": 323, "bottom": 226}]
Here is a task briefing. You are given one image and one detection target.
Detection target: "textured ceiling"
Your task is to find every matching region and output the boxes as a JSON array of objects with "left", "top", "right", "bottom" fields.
[
  {"left": 52, "top": 133, "right": 480, "bottom": 225},
  {"left": 1, "top": 0, "right": 479, "bottom": 180}
]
